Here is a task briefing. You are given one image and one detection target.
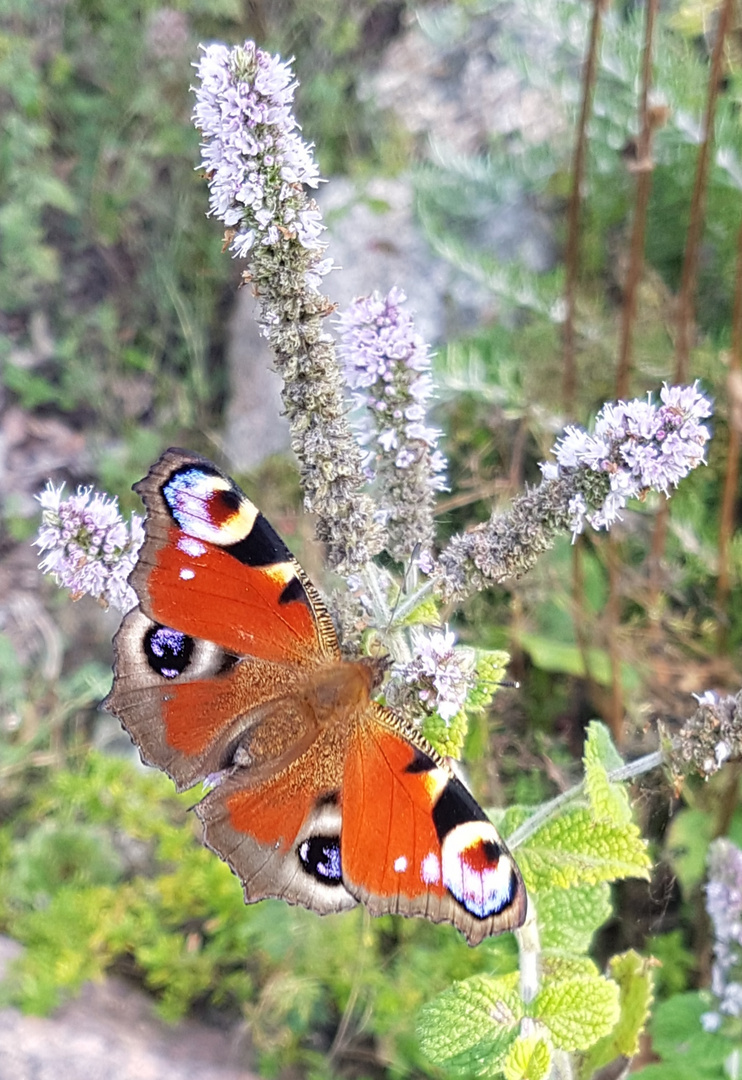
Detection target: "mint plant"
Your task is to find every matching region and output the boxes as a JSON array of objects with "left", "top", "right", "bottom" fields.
[{"left": 29, "top": 36, "right": 725, "bottom": 1080}]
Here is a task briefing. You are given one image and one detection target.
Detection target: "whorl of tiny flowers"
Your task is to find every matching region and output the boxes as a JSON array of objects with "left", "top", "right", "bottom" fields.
[
  {"left": 336, "top": 287, "right": 447, "bottom": 564},
  {"left": 35, "top": 483, "right": 143, "bottom": 612},
  {"left": 193, "top": 41, "right": 382, "bottom": 575},
  {"left": 435, "top": 383, "right": 712, "bottom": 600},
  {"left": 398, "top": 629, "right": 473, "bottom": 724},
  {"left": 702, "top": 838, "right": 742, "bottom": 1031},
  {"left": 543, "top": 382, "right": 712, "bottom": 539}
]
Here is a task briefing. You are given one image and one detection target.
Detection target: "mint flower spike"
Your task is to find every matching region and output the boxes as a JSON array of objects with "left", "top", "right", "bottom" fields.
[
  {"left": 435, "top": 383, "right": 712, "bottom": 601},
  {"left": 193, "top": 41, "right": 382, "bottom": 575},
  {"left": 401, "top": 628, "right": 473, "bottom": 723},
  {"left": 703, "top": 838, "right": 742, "bottom": 1032},
  {"left": 546, "top": 381, "right": 712, "bottom": 540},
  {"left": 193, "top": 41, "right": 324, "bottom": 273},
  {"left": 337, "top": 287, "right": 447, "bottom": 565},
  {"left": 34, "top": 482, "right": 143, "bottom": 613}
]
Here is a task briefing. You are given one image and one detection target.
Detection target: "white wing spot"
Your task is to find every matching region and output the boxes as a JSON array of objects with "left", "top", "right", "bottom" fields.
[
  {"left": 394, "top": 855, "right": 408, "bottom": 873},
  {"left": 179, "top": 568, "right": 195, "bottom": 580},
  {"left": 178, "top": 536, "right": 207, "bottom": 557},
  {"left": 421, "top": 852, "right": 441, "bottom": 884}
]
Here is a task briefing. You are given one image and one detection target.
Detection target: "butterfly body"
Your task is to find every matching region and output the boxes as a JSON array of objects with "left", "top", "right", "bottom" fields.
[{"left": 106, "top": 448, "right": 526, "bottom": 945}]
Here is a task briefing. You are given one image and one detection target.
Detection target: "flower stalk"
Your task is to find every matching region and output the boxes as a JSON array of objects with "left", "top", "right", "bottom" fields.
[{"left": 193, "top": 41, "right": 382, "bottom": 574}]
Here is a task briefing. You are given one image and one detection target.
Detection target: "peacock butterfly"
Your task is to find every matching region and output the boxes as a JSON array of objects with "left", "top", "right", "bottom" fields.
[{"left": 105, "top": 448, "right": 526, "bottom": 945}]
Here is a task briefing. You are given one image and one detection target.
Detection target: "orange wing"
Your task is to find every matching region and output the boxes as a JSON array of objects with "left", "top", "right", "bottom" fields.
[
  {"left": 130, "top": 448, "right": 339, "bottom": 665},
  {"left": 340, "top": 706, "right": 526, "bottom": 946},
  {"left": 106, "top": 449, "right": 340, "bottom": 789}
]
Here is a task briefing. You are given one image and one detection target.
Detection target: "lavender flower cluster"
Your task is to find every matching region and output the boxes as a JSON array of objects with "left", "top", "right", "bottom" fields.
[
  {"left": 542, "top": 382, "right": 712, "bottom": 539},
  {"left": 337, "top": 287, "right": 447, "bottom": 563},
  {"left": 193, "top": 41, "right": 330, "bottom": 285},
  {"left": 35, "top": 483, "right": 143, "bottom": 613},
  {"left": 400, "top": 629, "right": 473, "bottom": 723},
  {"left": 703, "top": 839, "right": 742, "bottom": 1030}
]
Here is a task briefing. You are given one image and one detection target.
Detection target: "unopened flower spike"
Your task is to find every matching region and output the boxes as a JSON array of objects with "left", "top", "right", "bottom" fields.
[
  {"left": 436, "top": 383, "right": 712, "bottom": 600},
  {"left": 193, "top": 41, "right": 382, "bottom": 576},
  {"left": 34, "top": 482, "right": 143, "bottom": 613},
  {"left": 337, "top": 287, "right": 447, "bottom": 565}
]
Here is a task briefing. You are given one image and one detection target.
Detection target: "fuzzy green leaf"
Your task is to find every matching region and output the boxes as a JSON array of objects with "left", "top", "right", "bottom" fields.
[
  {"left": 503, "top": 1035, "right": 552, "bottom": 1080},
  {"left": 517, "top": 808, "right": 651, "bottom": 891},
  {"left": 423, "top": 709, "right": 469, "bottom": 758},
  {"left": 468, "top": 649, "right": 511, "bottom": 710},
  {"left": 399, "top": 595, "right": 440, "bottom": 627},
  {"left": 536, "top": 882, "right": 613, "bottom": 953},
  {"left": 532, "top": 971, "right": 620, "bottom": 1051},
  {"left": 583, "top": 721, "right": 632, "bottom": 825},
  {"left": 578, "top": 950, "right": 655, "bottom": 1078},
  {"left": 417, "top": 972, "right": 522, "bottom": 1074}
]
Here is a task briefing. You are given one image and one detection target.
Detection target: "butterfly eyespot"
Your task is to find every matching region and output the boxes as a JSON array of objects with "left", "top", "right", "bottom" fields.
[
  {"left": 144, "top": 625, "right": 194, "bottom": 680},
  {"left": 441, "top": 823, "right": 516, "bottom": 919},
  {"left": 297, "top": 835, "right": 343, "bottom": 885}
]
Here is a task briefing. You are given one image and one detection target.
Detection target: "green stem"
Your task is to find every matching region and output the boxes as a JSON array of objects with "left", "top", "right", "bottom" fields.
[{"left": 507, "top": 748, "right": 665, "bottom": 850}]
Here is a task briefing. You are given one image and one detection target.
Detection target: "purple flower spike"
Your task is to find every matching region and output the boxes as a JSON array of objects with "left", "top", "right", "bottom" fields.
[
  {"left": 193, "top": 41, "right": 331, "bottom": 284},
  {"left": 703, "top": 838, "right": 742, "bottom": 1030},
  {"left": 35, "top": 483, "right": 144, "bottom": 612},
  {"left": 337, "top": 287, "right": 447, "bottom": 564},
  {"left": 544, "top": 381, "right": 712, "bottom": 539}
]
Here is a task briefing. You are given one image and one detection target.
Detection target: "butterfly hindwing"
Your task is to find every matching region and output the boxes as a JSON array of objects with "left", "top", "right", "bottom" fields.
[
  {"left": 195, "top": 713, "right": 357, "bottom": 915},
  {"left": 340, "top": 706, "right": 526, "bottom": 946}
]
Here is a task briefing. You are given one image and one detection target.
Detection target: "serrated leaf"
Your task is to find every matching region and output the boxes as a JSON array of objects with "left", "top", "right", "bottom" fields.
[
  {"left": 503, "top": 1035, "right": 552, "bottom": 1080},
  {"left": 532, "top": 972, "right": 620, "bottom": 1051},
  {"left": 537, "top": 883, "right": 613, "bottom": 953},
  {"left": 541, "top": 954, "right": 599, "bottom": 980},
  {"left": 423, "top": 709, "right": 468, "bottom": 758},
  {"left": 517, "top": 808, "right": 651, "bottom": 891},
  {"left": 468, "top": 649, "right": 511, "bottom": 710},
  {"left": 417, "top": 973, "right": 522, "bottom": 1075},
  {"left": 578, "top": 950, "right": 655, "bottom": 1079},
  {"left": 583, "top": 721, "right": 632, "bottom": 825}
]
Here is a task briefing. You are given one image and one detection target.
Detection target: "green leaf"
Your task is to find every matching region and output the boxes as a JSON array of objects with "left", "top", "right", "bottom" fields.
[
  {"left": 417, "top": 972, "right": 523, "bottom": 1074},
  {"left": 578, "top": 950, "right": 655, "bottom": 1078},
  {"left": 503, "top": 1035, "right": 552, "bottom": 1080},
  {"left": 423, "top": 708, "right": 469, "bottom": 758},
  {"left": 517, "top": 808, "right": 652, "bottom": 891},
  {"left": 516, "top": 632, "right": 639, "bottom": 690},
  {"left": 536, "top": 882, "right": 613, "bottom": 953},
  {"left": 531, "top": 971, "right": 620, "bottom": 1051},
  {"left": 649, "top": 991, "right": 736, "bottom": 1071},
  {"left": 583, "top": 721, "right": 632, "bottom": 825},
  {"left": 399, "top": 595, "right": 440, "bottom": 627},
  {"left": 632, "top": 1066, "right": 725, "bottom": 1080}
]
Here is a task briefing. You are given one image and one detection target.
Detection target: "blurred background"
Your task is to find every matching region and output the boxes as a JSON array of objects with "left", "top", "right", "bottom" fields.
[{"left": 1, "top": 0, "right": 741, "bottom": 1076}]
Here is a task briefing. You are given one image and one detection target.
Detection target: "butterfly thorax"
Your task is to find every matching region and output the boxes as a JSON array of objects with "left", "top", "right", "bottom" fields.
[{"left": 298, "top": 657, "right": 379, "bottom": 726}]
